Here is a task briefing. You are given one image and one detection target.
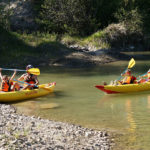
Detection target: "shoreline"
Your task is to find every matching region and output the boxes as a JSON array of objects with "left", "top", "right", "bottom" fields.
[
  {"left": 0, "top": 104, "right": 114, "bottom": 149},
  {"left": 1, "top": 48, "right": 131, "bottom": 69}
]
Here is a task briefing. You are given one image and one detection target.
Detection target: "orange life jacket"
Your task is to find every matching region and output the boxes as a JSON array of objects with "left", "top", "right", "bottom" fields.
[
  {"left": 123, "top": 76, "right": 136, "bottom": 84},
  {"left": 124, "top": 76, "right": 132, "bottom": 84},
  {"left": 1, "top": 80, "right": 11, "bottom": 92}
]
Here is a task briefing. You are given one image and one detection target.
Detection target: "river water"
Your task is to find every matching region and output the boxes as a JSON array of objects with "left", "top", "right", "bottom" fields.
[{"left": 14, "top": 60, "right": 150, "bottom": 150}]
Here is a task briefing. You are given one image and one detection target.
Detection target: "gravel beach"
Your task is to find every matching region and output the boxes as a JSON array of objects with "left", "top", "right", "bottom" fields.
[{"left": 0, "top": 104, "right": 114, "bottom": 150}]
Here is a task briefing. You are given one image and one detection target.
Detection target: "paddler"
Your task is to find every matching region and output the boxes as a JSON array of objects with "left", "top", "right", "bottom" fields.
[
  {"left": 121, "top": 69, "right": 137, "bottom": 84},
  {"left": 18, "top": 65, "right": 39, "bottom": 90}
]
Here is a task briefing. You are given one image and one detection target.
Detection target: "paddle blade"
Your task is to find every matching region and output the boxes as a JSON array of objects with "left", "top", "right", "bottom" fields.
[
  {"left": 27, "top": 68, "right": 40, "bottom": 75},
  {"left": 128, "top": 58, "right": 135, "bottom": 69}
]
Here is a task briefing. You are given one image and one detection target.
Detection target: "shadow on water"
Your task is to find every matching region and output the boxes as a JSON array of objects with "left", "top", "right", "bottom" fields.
[
  {"left": 53, "top": 90, "right": 69, "bottom": 98},
  {"left": 7, "top": 90, "right": 66, "bottom": 105}
]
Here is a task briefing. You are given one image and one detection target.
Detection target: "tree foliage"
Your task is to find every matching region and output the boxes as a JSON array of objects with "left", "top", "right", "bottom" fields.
[
  {"left": 36, "top": 0, "right": 121, "bottom": 35},
  {"left": 0, "top": 5, "right": 12, "bottom": 31},
  {"left": 115, "top": 8, "right": 143, "bottom": 34},
  {"left": 1, "top": 0, "right": 150, "bottom": 36},
  {"left": 115, "top": 0, "right": 150, "bottom": 33}
]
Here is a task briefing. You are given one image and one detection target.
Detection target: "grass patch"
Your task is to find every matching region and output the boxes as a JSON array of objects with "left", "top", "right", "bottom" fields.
[
  {"left": 16, "top": 32, "right": 58, "bottom": 47},
  {"left": 61, "top": 30, "right": 110, "bottom": 49},
  {"left": 0, "top": 27, "right": 111, "bottom": 66},
  {"left": 0, "top": 29, "right": 70, "bottom": 66}
]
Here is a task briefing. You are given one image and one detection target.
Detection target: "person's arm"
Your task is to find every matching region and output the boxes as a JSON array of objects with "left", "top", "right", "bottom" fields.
[
  {"left": 0, "top": 68, "right": 3, "bottom": 80},
  {"left": 18, "top": 74, "right": 25, "bottom": 81},
  {"left": 34, "top": 75, "right": 39, "bottom": 85},
  {"left": 10, "top": 70, "right": 17, "bottom": 81},
  {"left": 122, "top": 76, "right": 127, "bottom": 83},
  {"left": 121, "top": 72, "right": 126, "bottom": 77}
]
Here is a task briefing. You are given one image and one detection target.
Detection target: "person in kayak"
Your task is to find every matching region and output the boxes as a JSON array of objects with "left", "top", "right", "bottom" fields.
[
  {"left": 0, "top": 68, "right": 19, "bottom": 92},
  {"left": 121, "top": 69, "right": 137, "bottom": 84},
  {"left": 18, "top": 65, "right": 39, "bottom": 90},
  {"left": 138, "top": 69, "right": 150, "bottom": 83},
  {"left": 103, "top": 69, "right": 137, "bottom": 86}
]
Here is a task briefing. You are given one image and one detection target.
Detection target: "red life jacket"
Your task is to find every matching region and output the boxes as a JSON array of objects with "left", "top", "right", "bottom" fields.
[
  {"left": 1, "top": 80, "right": 12, "bottom": 92},
  {"left": 131, "top": 76, "right": 136, "bottom": 83}
]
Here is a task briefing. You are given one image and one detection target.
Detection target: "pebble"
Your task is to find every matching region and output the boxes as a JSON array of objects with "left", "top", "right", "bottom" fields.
[{"left": 0, "top": 104, "right": 114, "bottom": 149}]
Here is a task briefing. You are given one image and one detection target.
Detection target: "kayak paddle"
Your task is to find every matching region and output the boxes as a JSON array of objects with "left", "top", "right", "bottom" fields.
[
  {"left": 128, "top": 58, "right": 135, "bottom": 69},
  {"left": 117, "top": 58, "right": 135, "bottom": 80},
  {"left": 27, "top": 68, "right": 40, "bottom": 75},
  {"left": 1, "top": 68, "right": 40, "bottom": 75},
  {"left": 13, "top": 79, "right": 56, "bottom": 91},
  {"left": 13, "top": 79, "right": 38, "bottom": 88}
]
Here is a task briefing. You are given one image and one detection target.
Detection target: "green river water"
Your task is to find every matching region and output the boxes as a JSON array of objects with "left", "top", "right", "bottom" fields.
[{"left": 14, "top": 60, "right": 150, "bottom": 150}]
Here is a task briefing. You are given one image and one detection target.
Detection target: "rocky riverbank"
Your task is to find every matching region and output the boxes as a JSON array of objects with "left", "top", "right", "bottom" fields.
[
  {"left": 52, "top": 49, "right": 130, "bottom": 68},
  {"left": 0, "top": 104, "right": 114, "bottom": 149}
]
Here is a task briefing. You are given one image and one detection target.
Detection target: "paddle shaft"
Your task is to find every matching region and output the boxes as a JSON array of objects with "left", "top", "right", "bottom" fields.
[
  {"left": 13, "top": 79, "right": 38, "bottom": 88},
  {"left": 117, "top": 68, "right": 127, "bottom": 80},
  {"left": 1, "top": 68, "right": 26, "bottom": 71},
  {"left": 13, "top": 80, "right": 55, "bottom": 91},
  {"left": 1, "top": 68, "right": 40, "bottom": 76},
  {"left": 13, "top": 79, "right": 54, "bottom": 91}
]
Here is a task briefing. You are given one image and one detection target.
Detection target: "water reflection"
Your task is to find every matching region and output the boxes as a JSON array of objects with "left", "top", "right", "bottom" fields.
[
  {"left": 99, "top": 91, "right": 150, "bottom": 129},
  {"left": 99, "top": 91, "right": 150, "bottom": 149},
  {"left": 125, "top": 100, "right": 137, "bottom": 144},
  {"left": 148, "top": 96, "right": 150, "bottom": 109},
  {"left": 126, "top": 100, "right": 137, "bottom": 133}
]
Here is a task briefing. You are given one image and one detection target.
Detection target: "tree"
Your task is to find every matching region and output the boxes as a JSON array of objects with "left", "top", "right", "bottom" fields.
[{"left": 37, "top": 0, "right": 121, "bottom": 36}]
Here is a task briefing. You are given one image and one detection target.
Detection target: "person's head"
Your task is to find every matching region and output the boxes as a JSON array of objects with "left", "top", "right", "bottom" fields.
[
  {"left": 125, "top": 69, "right": 131, "bottom": 75},
  {"left": 2, "top": 75, "right": 9, "bottom": 81},
  {"left": 26, "top": 65, "right": 33, "bottom": 71}
]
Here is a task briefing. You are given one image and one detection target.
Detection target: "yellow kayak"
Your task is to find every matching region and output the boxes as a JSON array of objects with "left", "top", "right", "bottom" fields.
[
  {"left": 95, "top": 82, "right": 150, "bottom": 94},
  {"left": 0, "top": 82, "right": 56, "bottom": 102}
]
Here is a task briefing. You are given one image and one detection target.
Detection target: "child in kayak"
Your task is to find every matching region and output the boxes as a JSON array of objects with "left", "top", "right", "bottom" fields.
[
  {"left": 18, "top": 65, "right": 39, "bottom": 90},
  {"left": 0, "top": 68, "right": 20, "bottom": 92}
]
